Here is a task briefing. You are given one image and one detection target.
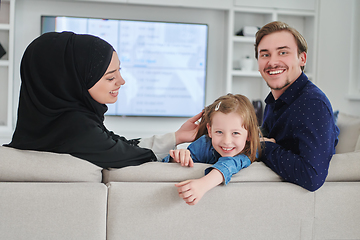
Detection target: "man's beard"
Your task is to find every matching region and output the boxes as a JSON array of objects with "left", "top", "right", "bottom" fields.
[{"left": 266, "top": 79, "right": 291, "bottom": 91}]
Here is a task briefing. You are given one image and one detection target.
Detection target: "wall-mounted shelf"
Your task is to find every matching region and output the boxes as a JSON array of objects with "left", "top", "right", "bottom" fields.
[{"left": 231, "top": 70, "right": 260, "bottom": 77}]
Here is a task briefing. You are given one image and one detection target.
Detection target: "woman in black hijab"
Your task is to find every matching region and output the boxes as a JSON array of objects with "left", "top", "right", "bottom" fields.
[{"left": 5, "top": 32, "right": 201, "bottom": 168}]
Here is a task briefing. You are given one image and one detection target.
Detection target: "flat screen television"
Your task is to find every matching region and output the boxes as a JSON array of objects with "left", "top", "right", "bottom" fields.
[{"left": 41, "top": 16, "right": 208, "bottom": 117}]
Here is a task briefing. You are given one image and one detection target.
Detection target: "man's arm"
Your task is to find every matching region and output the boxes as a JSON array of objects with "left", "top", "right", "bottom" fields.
[{"left": 260, "top": 100, "right": 338, "bottom": 191}]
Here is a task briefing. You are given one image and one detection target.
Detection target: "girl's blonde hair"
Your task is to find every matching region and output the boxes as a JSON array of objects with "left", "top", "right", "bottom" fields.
[{"left": 195, "top": 93, "right": 261, "bottom": 162}]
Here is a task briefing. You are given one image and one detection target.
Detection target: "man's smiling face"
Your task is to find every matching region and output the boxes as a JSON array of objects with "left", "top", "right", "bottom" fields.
[{"left": 257, "top": 30, "right": 306, "bottom": 99}]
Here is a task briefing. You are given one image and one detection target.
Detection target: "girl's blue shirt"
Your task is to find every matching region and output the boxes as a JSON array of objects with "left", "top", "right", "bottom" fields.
[{"left": 162, "top": 135, "right": 251, "bottom": 184}]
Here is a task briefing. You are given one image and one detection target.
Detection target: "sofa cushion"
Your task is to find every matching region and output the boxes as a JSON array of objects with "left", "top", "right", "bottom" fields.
[
  {"left": 326, "top": 151, "right": 360, "bottom": 182},
  {"left": 0, "top": 183, "right": 107, "bottom": 240},
  {"left": 355, "top": 135, "right": 360, "bottom": 152},
  {"left": 0, "top": 146, "right": 102, "bottom": 182},
  {"left": 102, "top": 161, "right": 283, "bottom": 184},
  {"left": 314, "top": 182, "right": 360, "bottom": 240},
  {"left": 106, "top": 181, "right": 314, "bottom": 240},
  {"left": 336, "top": 112, "right": 360, "bottom": 153}
]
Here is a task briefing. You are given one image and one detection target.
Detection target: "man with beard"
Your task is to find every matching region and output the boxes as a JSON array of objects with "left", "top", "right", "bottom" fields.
[{"left": 255, "top": 21, "right": 339, "bottom": 191}]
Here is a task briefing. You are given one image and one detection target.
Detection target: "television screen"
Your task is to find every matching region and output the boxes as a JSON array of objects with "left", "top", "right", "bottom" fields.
[{"left": 41, "top": 16, "right": 208, "bottom": 117}]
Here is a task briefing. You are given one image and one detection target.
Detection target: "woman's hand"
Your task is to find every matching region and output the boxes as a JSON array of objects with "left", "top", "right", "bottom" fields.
[
  {"left": 175, "top": 111, "right": 203, "bottom": 145},
  {"left": 169, "top": 149, "right": 194, "bottom": 167}
]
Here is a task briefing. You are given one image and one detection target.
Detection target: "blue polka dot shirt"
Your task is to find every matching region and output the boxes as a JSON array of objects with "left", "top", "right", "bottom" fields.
[{"left": 259, "top": 72, "right": 340, "bottom": 191}]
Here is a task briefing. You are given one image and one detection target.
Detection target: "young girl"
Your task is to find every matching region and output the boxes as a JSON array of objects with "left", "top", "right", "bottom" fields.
[{"left": 163, "top": 94, "right": 261, "bottom": 205}]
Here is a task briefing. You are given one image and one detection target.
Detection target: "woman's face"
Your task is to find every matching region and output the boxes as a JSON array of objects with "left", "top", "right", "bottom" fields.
[{"left": 88, "top": 51, "right": 125, "bottom": 104}]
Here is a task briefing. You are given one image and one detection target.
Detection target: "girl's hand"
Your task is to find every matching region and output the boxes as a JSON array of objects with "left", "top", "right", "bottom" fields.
[
  {"left": 175, "top": 179, "right": 207, "bottom": 205},
  {"left": 175, "top": 169, "right": 224, "bottom": 206},
  {"left": 175, "top": 111, "right": 203, "bottom": 145},
  {"left": 169, "top": 149, "right": 194, "bottom": 167}
]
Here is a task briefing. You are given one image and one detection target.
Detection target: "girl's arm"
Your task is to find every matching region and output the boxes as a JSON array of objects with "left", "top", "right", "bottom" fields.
[
  {"left": 175, "top": 168, "right": 224, "bottom": 205},
  {"left": 206, "top": 154, "right": 252, "bottom": 185},
  {"left": 162, "top": 134, "right": 209, "bottom": 165},
  {"left": 175, "top": 154, "right": 252, "bottom": 205}
]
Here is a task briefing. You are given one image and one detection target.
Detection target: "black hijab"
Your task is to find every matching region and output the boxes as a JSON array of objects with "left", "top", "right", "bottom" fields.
[{"left": 5, "top": 32, "right": 156, "bottom": 168}]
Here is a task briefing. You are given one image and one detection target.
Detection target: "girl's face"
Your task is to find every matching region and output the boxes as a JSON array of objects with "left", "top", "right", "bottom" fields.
[
  {"left": 207, "top": 111, "right": 249, "bottom": 157},
  {"left": 88, "top": 51, "right": 125, "bottom": 104}
]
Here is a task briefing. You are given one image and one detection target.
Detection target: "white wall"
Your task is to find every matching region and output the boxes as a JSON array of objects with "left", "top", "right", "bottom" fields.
[
  {"left": 316, "top": 0, "right": 360, "bottom": 116},
  {"left": 12, "top": 0, "right": 227, "bottom": 140}
]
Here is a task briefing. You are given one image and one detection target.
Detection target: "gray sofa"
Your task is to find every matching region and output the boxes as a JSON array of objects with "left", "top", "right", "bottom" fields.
[{"left": 1, "top": 112, "right": 360, "bottom": 240}]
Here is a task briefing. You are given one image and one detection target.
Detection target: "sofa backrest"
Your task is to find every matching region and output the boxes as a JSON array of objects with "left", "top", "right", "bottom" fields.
[{"left": 0, "top": 146, "right": 102, "bottom": 182}]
